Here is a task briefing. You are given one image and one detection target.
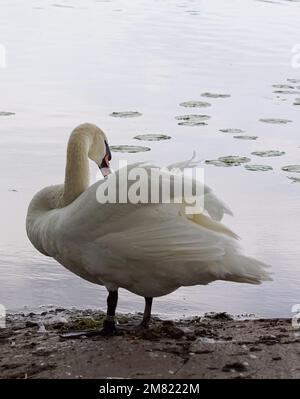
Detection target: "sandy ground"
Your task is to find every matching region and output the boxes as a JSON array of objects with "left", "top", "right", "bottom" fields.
[{"left": 0, "top": 309, "right": 300, "bottom": 379}]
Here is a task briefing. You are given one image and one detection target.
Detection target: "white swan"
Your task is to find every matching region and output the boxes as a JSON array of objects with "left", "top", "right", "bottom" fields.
[{"left": 26, "top": 123, "right": 271, "bottom": 336}]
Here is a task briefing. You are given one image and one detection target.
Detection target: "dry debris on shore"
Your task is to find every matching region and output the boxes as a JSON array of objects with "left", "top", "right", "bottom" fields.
[{"left": 0, "top": 309, "right": 299, "bottom": 379}]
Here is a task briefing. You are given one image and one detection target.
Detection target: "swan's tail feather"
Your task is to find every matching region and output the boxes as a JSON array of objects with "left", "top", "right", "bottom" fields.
[
  {"left": 220, "top": 254, "right": 272, "bottom": 285},
  {"left": 177, "top": 251, "right": 272, "bottom": 287}
]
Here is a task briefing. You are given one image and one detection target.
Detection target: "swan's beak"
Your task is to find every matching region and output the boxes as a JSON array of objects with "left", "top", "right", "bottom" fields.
[
  {"left": 100, "top": 157, "right": 111, "bottom": 177},
  {"left": 99, "top": 141, "right": 112, "bottom": 177}
]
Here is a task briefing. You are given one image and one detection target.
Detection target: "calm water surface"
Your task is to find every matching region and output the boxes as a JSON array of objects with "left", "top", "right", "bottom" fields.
[{"left": 0, "top": 0, "right": 300, "bottom": 317}]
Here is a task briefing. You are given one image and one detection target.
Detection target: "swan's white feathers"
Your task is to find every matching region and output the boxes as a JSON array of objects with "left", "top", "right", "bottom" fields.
[
  {"left": 110, "top": 162, "right": 233, "bottom": 221},
  {"left": 53, "top": 178, "right": 271, "bottom": 296},
  {"left": 97, "top": 218, "right": 227, "bottom": 263}
]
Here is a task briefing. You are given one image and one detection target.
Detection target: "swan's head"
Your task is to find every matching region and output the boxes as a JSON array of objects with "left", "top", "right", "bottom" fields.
[{"left": 87, "top": 128, "right": 112, "bottom": 177}]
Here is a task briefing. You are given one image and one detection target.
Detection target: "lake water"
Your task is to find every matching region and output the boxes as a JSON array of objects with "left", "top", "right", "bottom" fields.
[{"left": 0, "top": 0, "right": 300, "bottom": 318}]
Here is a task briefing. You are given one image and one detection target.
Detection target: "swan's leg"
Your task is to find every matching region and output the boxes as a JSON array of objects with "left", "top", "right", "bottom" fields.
[
  {"left": 101, "top": 290, "right": 118, "bottom": 335},
  {"left": 60, "top": 290, "right": 119, "bottom": 339},
  {"left": 118, "top": 296, "right": 153, "bottom": 333},
  {"left": 137, "top": 297, "right": 153, "bottom": 329}
]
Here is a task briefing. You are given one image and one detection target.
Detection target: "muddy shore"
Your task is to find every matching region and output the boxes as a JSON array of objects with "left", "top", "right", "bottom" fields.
[{"left": 0, "top": 309, "right": 299, "bottom": 379}]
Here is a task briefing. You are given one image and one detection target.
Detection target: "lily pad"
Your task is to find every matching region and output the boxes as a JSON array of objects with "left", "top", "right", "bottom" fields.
[
  {"left": 178, "top": 121, "right": 208, "bottom": 126},
  {"left": 205, "top": 160, "right": 232, "bottom": 168},
  {"left": 272, "top": 84, "right": 295, "bottom": 89},
  {"left": 287, "top": 78, "right": 300, "bottom": 84},
  {"left": 110, "top": 145, "right": 151, "bottom": 153},
  {"left": 0, "top": 111, "right": 15, "bottom": 116},
  {"left": 219, "top": 128, "right": 244, "bottom": 134},
  {"left": 110, "top": 111, "right": 142, "bottom": 118},
  {"left": 287, "top": 176, "right": 300, "bottom": 183},
  {"left": 201, "top": 92, "right": 231, "bottom": 98},
  {"left": 273, "top": 90, "right": 300, "bottom": 95},
  {"left": 293, "top": 98, "right": 300, "bottom": 105},
  {"left": 259, "top": 118, "right": 292, "bottom": 124},
  {"left": 52, "top": 4, "right": 76, "bottom": 8},
  {"left": 233, "top": 135, "right": 258, "bottom": 140},
  {"left": 206, "top": 156, "right": 251, "bottom": 167},
  {"left": 186, "top": 10, "right": 201, "bottom": 15},
  {"left": 175, "top": 114, "right": 210, "bottom": 126},
  {"left": 251, "top": 150, "right": 285, "bottom": 157},
  {"left": 133, "top": 134, "right": 171, "bottom": 141},
  {"left": 282, "top": 165, "right": 300, "bottom": 173},
  {"left": 175, "top": 114, "right": 210, "bottom": 121},
  {"left": 179, "top": 101, "right": 211, "bottom": 108},
  {"left": 218, "top": 156, "right": 251, "bottom": 165},
  {"left": 244, "top": 164, "right": 273, "bottom": 172}
]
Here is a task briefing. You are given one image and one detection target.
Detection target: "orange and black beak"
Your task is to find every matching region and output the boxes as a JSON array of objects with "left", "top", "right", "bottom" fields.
[{"left": 99, "top": 141, "right": 112, "bottom": 177}]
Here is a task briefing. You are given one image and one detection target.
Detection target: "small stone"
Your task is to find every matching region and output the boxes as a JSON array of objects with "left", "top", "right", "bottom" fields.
[{"left": 222, "top": 362, "right": 248, "bottom": 372}]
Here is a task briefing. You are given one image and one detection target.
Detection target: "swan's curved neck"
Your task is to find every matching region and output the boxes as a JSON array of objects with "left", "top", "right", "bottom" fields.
[{"left": 62, "top": 132, "right": 91, "bottom": 206}]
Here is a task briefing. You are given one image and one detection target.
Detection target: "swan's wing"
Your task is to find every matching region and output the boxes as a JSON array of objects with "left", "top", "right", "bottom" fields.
[
  {"left": 96, "top": 211, "right": 270, "bottom": 286},
  {"left": 97, "top": 216, "right": 228, "bottom": 263},
  {"left": 112, "top": 162, "right": 233, "bottom": 221},
  {"left": 166, "top": 156, "right": 233, "bottom": 220},
  {"left": 60, "top": 160, "right": 233, "bottom": 243},
  {"left": 57, "top": 170, "right": 269, "bottom": 288}
]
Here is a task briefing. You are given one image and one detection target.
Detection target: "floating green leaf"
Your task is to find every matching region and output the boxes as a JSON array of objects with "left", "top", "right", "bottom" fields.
[
  {"left": 52, "top": 4, "right": 76, "bottom": 8},
  {"left": 110, "top": 145, "right": 151, "bottom": 153},
  {"left": 273, "top": 90, "right": 300, "bottom": 95},
  {"left": 201, "top": 92, "right": 231, "bottom": 98},
  {"left": 110, "top": 111, "right": 142, "bottom": 118},
  {"left": 244, "top": 164, "right": 273, "bottom": 172},
  {"left": 251, "top": 150, "right": 285, "bottom": 157},
  {"left": 186, "top": 10, "right": 201, "bottom": 15},
  {"left": 205, "top": 160, "right": 232, "bottom": 167},
  {"left": 133, "top": 134, "right": 171, "bottom": 141},
  {"left": 178, "top": 121, "right": 208, "bottom": 126},
  {"left": 287, "top": 78, "right": 300, "bottom": 84},
  {"left": 219, "top": 128, "right": 244, "bottom": 134},
  {"left": 175, "top": 114, "right": 210, "bottom": 121},
  {"left": 175, "top": 114, "right": 210, "bottom": 126},
  {"left": 233, "top": 135, "right": 258, "bottom": 140},
  {"left": 179, "top": 101, "right": 211, "bottom": 108},
  {"left": 282, "top": 165, "right": 300, "bottom": 173},
  {"left": 259, "top": 118, "right": 292, "bottom": 124},
  {"left": 206, "top": 156, "right": 251, "bottom": 167},
  {"left": 272, "top": 84, "right": 295, "bottom": 89},
  {"left": 287, "top": 176, "right": 300, "bottom": 183},
  {"left": 218, "top": 156, "right": 251, "bottom": 165},
  {"left": 0, "top": 111, "right": 15, "bottom": 116}
]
